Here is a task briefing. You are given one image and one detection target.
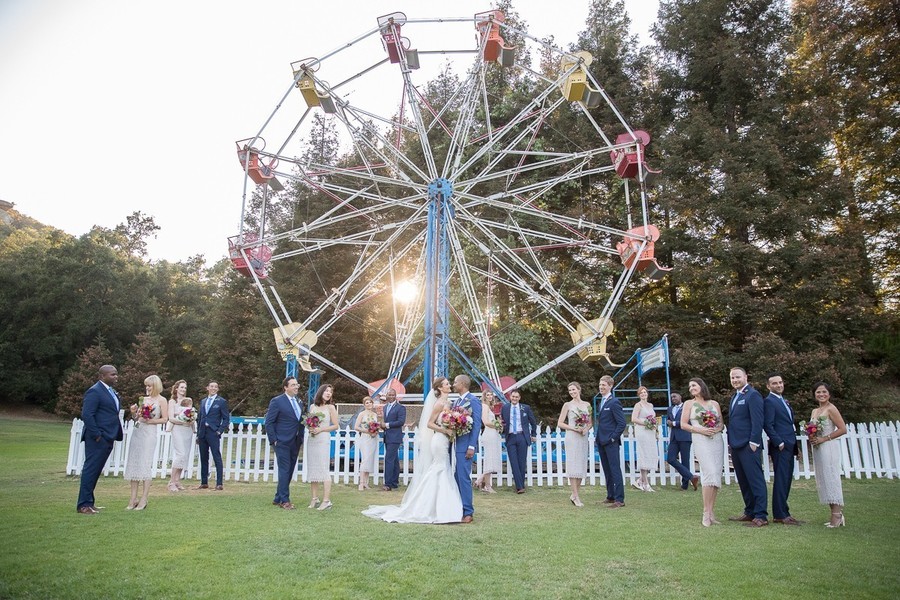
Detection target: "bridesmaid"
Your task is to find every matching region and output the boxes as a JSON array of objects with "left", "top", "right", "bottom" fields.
[
  {"left": 809, "top": 382, "right": 848, "bottom": 527},
  {"left": 680, "top": 378, "right": 724, "bottom": 527},
  {"left": 354, "top": 396, "right": 379, "bottom": 491},
  {"left": 124, "top": 375, "right": 168, "bottom": 510},
  {"left": 306, "top": 383, "right": 339, "bottom": 510},
  {"left": 557, "top": 382, "right": 591, "bottom": 507},
  {"left": 166, "top": 379, "right": 195, "bottom": 492},
  {"left": 631, "top": 386, "right": 659, "bottom": 492},
  {"left": 476, "top": 389, "right": 502, "bottom": 493}
]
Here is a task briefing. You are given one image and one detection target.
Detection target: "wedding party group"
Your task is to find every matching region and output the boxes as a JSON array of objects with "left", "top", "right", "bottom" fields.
[{"left": 76, "top": 364, "right": 849, "bottom": 529}]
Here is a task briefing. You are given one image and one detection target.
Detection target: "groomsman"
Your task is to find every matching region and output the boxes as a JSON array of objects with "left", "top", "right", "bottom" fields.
[
  {"left": 197, "top": 381, "right": 230, "bottom": 490},
  {"left": 380, "top": 388, "right": 406, "bottom": 491},
  {"left": 763, "top": 373, "right": 802, "bottom": 525},
  {"left": 594, "top": 375, "right": 626, "bottom": 508},
  {"left": 726, "top": 367, "right": 768, "bottom": 527},
  {"left": 501, "top": 390, "right": 537, "bottom": 494},
  {"left": 76, "top": 365, "right": 124, "bottom": 514},
  {"left": 265, "top": 377, "right": 305, "bottom": 509},
  {"left": 666, "top": 392, "right": 699, "bottom": 491}
]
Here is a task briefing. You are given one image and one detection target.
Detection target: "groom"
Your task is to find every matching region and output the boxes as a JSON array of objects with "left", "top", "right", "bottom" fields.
[{"left": 452, "top": 375, "right": 482, "bottom": 523}]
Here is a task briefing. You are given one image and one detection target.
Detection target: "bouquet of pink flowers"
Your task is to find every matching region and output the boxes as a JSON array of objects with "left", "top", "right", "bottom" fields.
[
  {"left": 572, "top": 408, "right": 591, "bottom": 430},
  {"left": 698, "top": 409, "right": 719, "bottom": 429},
  {"left": 439, "top": 406, "right": 474, "bottom": 439},
  {"left": 644, "top": 414, "right": 658, "bottom": 430},
  {"left": 366, "top": 419, "right": 381, "bottom": 435},
  {"left": 306, "top": 412, "right": 325, "bottom": 433},
  {"left": 800, "top": 417, "right": 826, "bottom": 441},
  {"left": 178, "top": 407, "right": 197, "bottom": 423},
  {"left": 138, "top": 400, "right": 154, "bottom": 421}
]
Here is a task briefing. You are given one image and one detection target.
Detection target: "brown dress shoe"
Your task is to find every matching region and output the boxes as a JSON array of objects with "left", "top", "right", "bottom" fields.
[
  {"left": 281, "top": 502, "right": 296, "bottom": 510},
  {"left": 603, "top": 498, "right": 616, "bottom": 504},
  {"left": 745, "top": 518, "right": 769, "bottom": 528},
  {"left": 607, "top": 501, "right": 625, "bottom": 509},
  {"left": 382, "top": 486, "right": 392, "bottom": 491},
  {"left": 690, "top": 475, "right": 699, "bottom": 491},
  {"left": 77, "top": 506, "right": 98, "bottom": 514},
  {"left": 516, "top": 489, "right": 525, "bottom": 494},
  {"left": 460, "top": 515, "right": 474, "bottom": 523},
  {"left": 196, "top": 484, "right": 209, "bottom": 489},
  {"left": 729, "top": 514, "right": 753, "bottom": 522},
  {"left": 215, "top": 485, "right": 223, "bottom": 491},
  {"left": 775, "top": 516, "right": 802, "bottom": 525}
]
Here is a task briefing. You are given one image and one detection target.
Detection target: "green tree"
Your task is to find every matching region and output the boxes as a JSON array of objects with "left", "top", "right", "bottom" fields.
[
  {"left": 54, "top": 338, "right": 115, "bottom": 419},
  {"left": 119, "top": 330, "right": 169, "bottom": 403}
]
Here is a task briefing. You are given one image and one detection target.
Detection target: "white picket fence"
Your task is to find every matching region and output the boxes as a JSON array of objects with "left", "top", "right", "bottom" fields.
[{"left": 66, "top": 419, "right": 900, "bottom": 487}]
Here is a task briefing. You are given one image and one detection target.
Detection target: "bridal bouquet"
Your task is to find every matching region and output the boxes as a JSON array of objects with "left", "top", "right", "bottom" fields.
[
  {"left": 800, "top": 417, "right": 826, "bottom": 441},
  {"left": 306, "top": 412, "right": 325, "bottom": 433},
  {"left": 644, "top": 414, "right": 658, "bottom": 430},
  {"left": 698, "top": 409, "right": 719, "bottom": 429},
  {"left": 366, "top": 419, "right": 381, "bottom": 435},
  {"left": 572, "top": 408, "right": 591, "bottom": 431},
  {"left": 440, "top": 406, "right": 473, "bottom": 439}
]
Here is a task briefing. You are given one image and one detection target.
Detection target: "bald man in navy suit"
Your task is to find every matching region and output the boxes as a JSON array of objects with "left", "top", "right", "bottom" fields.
[{"left": 77, "top": 365, "right": 124, "bottom": 514}]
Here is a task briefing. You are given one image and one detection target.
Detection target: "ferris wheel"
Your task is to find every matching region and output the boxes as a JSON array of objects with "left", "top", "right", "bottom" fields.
[{"left": 230, "top": 9, "right": 670, "bottom": 398}]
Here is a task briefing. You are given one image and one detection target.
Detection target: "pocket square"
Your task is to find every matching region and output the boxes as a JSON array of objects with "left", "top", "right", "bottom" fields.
[{"left": 737, "top": 399, "right": 746, "bottom": 405}]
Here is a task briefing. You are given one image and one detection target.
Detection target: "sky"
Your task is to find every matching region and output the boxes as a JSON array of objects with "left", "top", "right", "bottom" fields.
[{"left": 0, "top": 0, "right": 660, "bottom": 265}]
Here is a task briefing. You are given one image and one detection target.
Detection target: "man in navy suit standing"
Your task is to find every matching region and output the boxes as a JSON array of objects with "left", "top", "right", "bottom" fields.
[
  {"left": 727, "top": 367, "right": 768, "bottom": 527},
  {"left": 197, "top": 381, "right": 230, "bottom": 490},
  {"left": 380, "top": 388, "right": 406, "bottom": 491},
  {"left": 452, "top": 375, "right": 482, "bottom": 522},
  {"left": 500, "top": 389, "right": 537, "bottom": 495},
  {"left": 265, "top": 377, "right": 305, "bottom": 510},
  {"left": 666, "top": 392, "right": 699, "bottom": 491},
  {"left": 77, "top": 365, "right": 124, "bottom": 514},
  {"left": 595, "top": 375, "right": 626, "bottom": 508},
  {"left": 763, "top": 372, "right": 802, "bottom": 525}
]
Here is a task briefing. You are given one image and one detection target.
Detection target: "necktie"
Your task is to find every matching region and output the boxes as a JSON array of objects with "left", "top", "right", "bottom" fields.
[
  {"left": 385, "top": 403, "right": 391, "bottom": 419},
  {"left": 781, "top": 396, "right": 792, "bottom": 418},
  {"left": 206, "top": 397, "right": 213, "bottom": 414},
  {"left": 513, "top": 406, "right": 520, "bottom": 433},
  {"left": 674, "top": 404, "right": 681, "bottom": 418},
  {"left": 290, "top": 397, "right": 301, "bottom": 420},
  {"left": 108, "top": 386, "right": 119, "bottom": 409},
  {"left": 730, "top": 390, "right": 740, "bottom": 412}
]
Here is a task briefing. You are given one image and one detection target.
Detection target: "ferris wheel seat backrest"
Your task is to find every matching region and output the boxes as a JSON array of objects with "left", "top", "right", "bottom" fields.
[
  {"left": 378, "top": 12, "right": 408, "bottom": 63},
  {"left": 475, "top": 10, "right": 509, "bottom": 63},
  {"left": 610, "top": 130, "right": 658, "bottom": 179}
]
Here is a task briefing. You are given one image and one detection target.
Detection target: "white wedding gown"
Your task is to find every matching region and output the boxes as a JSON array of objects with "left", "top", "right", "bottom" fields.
[{"left": 362, "top": 392, "right": 463, "bottom": 524}]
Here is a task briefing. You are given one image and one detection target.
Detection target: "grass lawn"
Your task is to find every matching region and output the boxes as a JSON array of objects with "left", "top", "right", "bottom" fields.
[{"left": 1, "top": 417, "right": 898, "bottom": 599}]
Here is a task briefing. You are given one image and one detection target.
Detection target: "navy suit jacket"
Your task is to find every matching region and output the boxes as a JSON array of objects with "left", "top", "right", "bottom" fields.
[
  {"left": 667, "top": 403, "right": 691, "bottom": 443},
  {"left": 199, "top": 395, "right": 230, "bottom": 435},
  {"left": 382, "top": 401, "right": 407, "bottom": 445},
  {"left": 265, "top": 393, "right": 305, "bottom": 446},
  {"left": 763, "top": 393, "right": 797, "bottom": 455},
  {"left": 501, "top": 402, "right": 537, "bottom": 445},
  {"left": 81, "top": 381, "right": 124, "bottom": 443},
  {"left": 727, "top": 385, "right": 764, "bottom": 449},
  {"left": 454, "top": 392, "right": 483, "bottom": 452},
  {"left": 594, "top": 395, "right": 626, "bottom": 447}
]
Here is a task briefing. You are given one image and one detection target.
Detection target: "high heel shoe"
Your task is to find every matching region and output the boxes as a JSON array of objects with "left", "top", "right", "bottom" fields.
[
  {"left": 574, "top": 498, "right": 584, "bottom": 508},
  {"left": 643, "top": 484, "right": 655, "bottom": 492},
  {"left": 825, "top": 513, "right": 845, "bottom": 528},
  {"left": 125, "top": 502, "right": 137, "bottom": 510},
  {"left": 631, "top": 481, "right": 644, "bottom": 491},
  {"left": 167, "top": 483, "right": 179, "bottom": 493},
  {"left": 358, "top": 484, "right": 365, "bottom": 491},
  {"left": 134, "top": 500, "right": 148, "bottom": 511},
  {"left": 308, "top": 497, "right": 320, "bottom": 509},
  {"left": 710, "top": 515, "right": 722, "bottom": 525},
  {"left": 317, "top": 500, "right": 333, "bottom": 511},
  {"left": 702, "top": 513, "right": 711, "bottom": 527}
]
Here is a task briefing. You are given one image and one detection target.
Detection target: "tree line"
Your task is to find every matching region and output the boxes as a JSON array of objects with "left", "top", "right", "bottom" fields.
[{"left": 1, "top": 0, "right": 896, "bottom": 422}]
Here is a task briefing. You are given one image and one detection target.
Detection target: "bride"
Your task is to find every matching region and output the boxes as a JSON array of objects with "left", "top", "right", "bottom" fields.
[{"left": 362, "top": 377, "right": 463, "bottom": 524}]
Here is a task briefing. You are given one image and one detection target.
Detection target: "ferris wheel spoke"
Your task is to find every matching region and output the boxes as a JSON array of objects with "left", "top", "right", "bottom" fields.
[
  {"left": 444, "top": 218, "right": 500, "bottom": 385},
  {"left": 439, "top": 62, "right": 485, "bottom": 180},
  {"left": 462, "top": 215, "right": 608, "bottom": 253}
]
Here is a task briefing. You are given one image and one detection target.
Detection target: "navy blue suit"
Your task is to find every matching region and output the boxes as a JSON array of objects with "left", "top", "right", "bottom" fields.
[
  {"left": 763, "top": 392, "right": 797, "bottom": 520},
  {"left": 77, "top": 381, "right": 124, "bottom": 510},
  {"left": 265, "top": 393, "right": 305, "bottom": 504},
  {"left": 666, "top": 403, "right": 694, "bottom": 488},
  {"left": 727, "top": 384, "right": 767, "bottom": 520},
  {"left": 454, "top": 393, "right": 483, "bottom": 515},
  {"left": 500, "top": 401, "right": 536, "bottom": 493},
  {"left": 594, "top": 395, "right": 626, "bottom": 503},
  {"left": 198, "top": 395, "right": 230, "bottom": 486},
  {"left": 381, "top": 401, "right": 407, "bottom": 489}
]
